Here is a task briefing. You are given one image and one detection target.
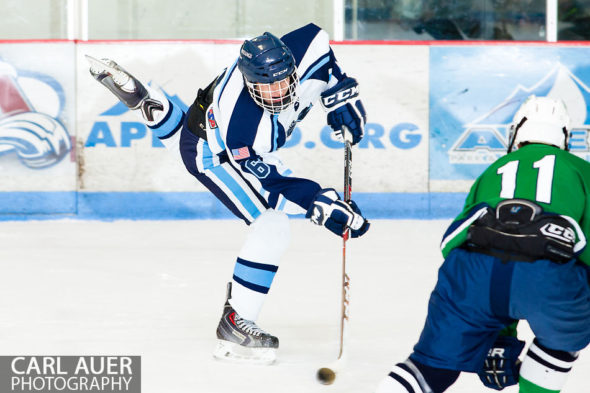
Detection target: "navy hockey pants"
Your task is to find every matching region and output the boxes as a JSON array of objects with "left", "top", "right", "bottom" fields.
[
  {"left": 178, "top": 120, "right": 270, "bottom": 224},
  {"left": 410, "top": 247, "right": 590, "bottom": 372}
]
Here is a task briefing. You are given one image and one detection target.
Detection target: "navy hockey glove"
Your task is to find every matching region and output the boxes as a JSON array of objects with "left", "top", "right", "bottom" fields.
[
  {"left": 307, "top": 188, "right": 370, "bottom": 238},
  {"left": 320, "top": 77, "right": 366, "bottom": 145},
  {"left": 478, "top": 335, "right": 525, "bottom": 390}
]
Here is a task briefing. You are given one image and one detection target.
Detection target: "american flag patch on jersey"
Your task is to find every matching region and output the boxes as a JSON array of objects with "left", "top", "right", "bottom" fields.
[{"left": 232, "top": 147, "right": 250, "bottom": 160}]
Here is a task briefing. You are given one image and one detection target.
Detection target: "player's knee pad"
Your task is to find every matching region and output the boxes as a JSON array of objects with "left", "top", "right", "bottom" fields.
[
  {"left": 240, "top": 209, "right": 290, "bottom": 264},
  {"left": 375, "top": 358, "right": 459, "bottom": 393},
  {"left": 519, "top": 339, "right": 579, "bottom": 392}
]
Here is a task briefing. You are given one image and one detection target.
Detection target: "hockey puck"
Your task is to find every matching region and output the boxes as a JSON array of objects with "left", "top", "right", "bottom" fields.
[{"left": 317, "top": 367, "right": 336, "bottom": 385}]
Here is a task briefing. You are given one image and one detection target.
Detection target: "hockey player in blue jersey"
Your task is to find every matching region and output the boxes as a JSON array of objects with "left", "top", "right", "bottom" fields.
[{"left": 87, "top": 23, "right": 369, "bottom": 364}]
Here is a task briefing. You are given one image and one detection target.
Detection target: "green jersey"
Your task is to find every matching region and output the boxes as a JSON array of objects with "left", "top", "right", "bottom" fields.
[{"left": 441, "top": 144, "right": 590, "bottom": 266}]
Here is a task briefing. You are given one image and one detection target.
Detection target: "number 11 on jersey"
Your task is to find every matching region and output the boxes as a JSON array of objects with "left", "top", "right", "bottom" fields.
[{"left": 496, "top": 155, "right": 556, "bottom": 204}]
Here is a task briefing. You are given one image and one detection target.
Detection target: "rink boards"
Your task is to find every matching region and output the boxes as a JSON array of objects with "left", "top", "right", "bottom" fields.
[{"left": 0, "top": 40, "right": 589, "bottom": 218}]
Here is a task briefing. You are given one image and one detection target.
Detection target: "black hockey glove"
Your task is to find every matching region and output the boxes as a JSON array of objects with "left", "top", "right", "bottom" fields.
[
  {"left": 320, "top": 77, "right": 366, "bottom": 145},
  {"left": 478, "top": 335, "right": 525, "bottom": 390},
  {"left": 307, "top": 188, "right": 370, "bottom": 238}
]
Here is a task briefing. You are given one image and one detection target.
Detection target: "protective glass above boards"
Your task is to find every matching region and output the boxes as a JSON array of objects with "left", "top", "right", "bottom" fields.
[
  {"left": 2, "top": 0, "right": 589, "bottom": 42},
  {"left": 344, "top": 0, "right": 590, "bottom": 41}
]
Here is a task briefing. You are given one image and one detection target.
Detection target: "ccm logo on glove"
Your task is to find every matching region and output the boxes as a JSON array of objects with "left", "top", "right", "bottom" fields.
[
  {"left": 320, "top": 77, "right": 366, "bottom": 146},
  {"left": 321, "top": 85, "right": 359, "bottom": 108}
]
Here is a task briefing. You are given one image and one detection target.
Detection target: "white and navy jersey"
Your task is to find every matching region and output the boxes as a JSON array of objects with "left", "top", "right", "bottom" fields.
[{"left": 151, "top": 24, "right": 348, "bottom": 221}]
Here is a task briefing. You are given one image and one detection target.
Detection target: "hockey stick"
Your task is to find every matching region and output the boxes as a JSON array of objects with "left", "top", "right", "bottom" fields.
[{"left": 316, "top": 129, "right": 353, "bottom": 385}]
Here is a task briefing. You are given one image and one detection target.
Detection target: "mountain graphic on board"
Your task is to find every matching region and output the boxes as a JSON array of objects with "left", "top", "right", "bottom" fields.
[{"left": 450, "top": 64, "right": 590, "bottom": 163}]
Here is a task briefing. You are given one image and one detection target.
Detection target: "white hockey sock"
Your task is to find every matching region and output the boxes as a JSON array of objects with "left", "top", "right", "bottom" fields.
[
  {"left": 375, "top": 362, "right": 428, "bottom": 393},
  {"left": 519, "top": 339, "right": 578, "bottom": 392},
  {"left": 229, "top": 210, "right": 290, "bottom": 321}
]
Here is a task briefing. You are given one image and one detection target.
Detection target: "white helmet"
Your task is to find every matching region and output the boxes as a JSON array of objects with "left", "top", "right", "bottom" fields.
[{"left": 507, "top": 95, "right": 571, "bottom": 152}]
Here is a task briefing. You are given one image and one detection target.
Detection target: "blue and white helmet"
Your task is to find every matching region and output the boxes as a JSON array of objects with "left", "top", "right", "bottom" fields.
[
  {"left": 508, "top": 95, "right": 571, "bottom": 152},
  {"left": 238, "top": 32, "right": 299, "bottom": 114}
]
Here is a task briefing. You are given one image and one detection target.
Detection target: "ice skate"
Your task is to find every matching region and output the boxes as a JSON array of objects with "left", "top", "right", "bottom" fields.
[
  {"left": 213, "top": 283, "right": 278, "bottom": 365},
  {"left": 85, "top": 55, "right": 164, "bottom": 122}
]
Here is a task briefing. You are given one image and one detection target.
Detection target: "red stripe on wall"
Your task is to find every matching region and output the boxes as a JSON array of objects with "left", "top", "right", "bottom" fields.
[{"left": 0, "top": 39, "right": 588, "bottom": 46}]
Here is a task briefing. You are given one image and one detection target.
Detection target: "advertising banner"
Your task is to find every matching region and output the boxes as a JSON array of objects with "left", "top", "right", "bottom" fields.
[
  {"left": 429, "top": 45, "right": 590, "bottom": 192},
  {"left": 74, "top": 42, "right": 430, "bottom": 218},
  {"left": 77, "top": 43, "right": 428, "bottom": 194},
  {"left": 0, "top": 42, "right": 77, "bottom": 214},
  {"left": 7, "top": 41, "right": 589, "bottom": 218}
]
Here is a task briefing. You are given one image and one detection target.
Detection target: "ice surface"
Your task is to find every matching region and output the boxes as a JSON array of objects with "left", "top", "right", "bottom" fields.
[{"left": 0, "top": 219, "right": 586, "bottom": 393}]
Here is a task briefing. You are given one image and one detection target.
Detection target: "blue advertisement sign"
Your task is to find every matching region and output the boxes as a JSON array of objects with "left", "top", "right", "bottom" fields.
[
  {"left": 430, "top": 46, "right": 590, "bottom": 181},
  {"left": 86, "top": 86, "right": 422, "bottom": 152}
]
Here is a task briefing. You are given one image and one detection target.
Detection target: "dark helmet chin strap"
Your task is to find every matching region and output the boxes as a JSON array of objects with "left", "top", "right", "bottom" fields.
[
  {"left": 507, "top": 117, "right": 570, "bottom": 153},
  {"left": 507, "top": 116, "right": 528, "bottom": 153}
]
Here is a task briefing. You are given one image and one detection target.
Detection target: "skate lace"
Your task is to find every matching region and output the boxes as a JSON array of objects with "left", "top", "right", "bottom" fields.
[{"left": 234, "top": 315, "right": 268, "bottom": 337}]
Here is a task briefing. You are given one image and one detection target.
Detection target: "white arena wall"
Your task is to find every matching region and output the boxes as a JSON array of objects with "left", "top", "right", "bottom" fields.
[{"left": 0, "top": 40, "right": 589, "bottom": 219}]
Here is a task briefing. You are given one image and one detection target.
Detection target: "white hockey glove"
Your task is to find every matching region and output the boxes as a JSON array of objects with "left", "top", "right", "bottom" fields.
[
  {"left": 86, "top": 55, "right": 167, "bottom": 126},
  {"left": 306, "top": 188, "right": 370, "bottom": 238},
  {"left": 320, "top": 77, "right": 366, "bottom": 145}
]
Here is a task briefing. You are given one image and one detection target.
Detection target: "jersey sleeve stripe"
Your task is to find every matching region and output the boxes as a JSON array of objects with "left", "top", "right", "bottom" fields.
[
  {"left": 328, "top": 49, "right": 345, "bottom": 81},
  {"left": 300, "top": 55, "right": 330, "bottom": 83},
  {"left": 271, "top": 114, "right": 279, "bottom": 151},
  {"left": 216, "top": 60, "right": 238, "bottom": 106},
  {"left": 213, "top": 127, "right": 226, "bottom": 150},
  {"left": 150, "top": 99, "right": 185, "bottom": 139},
  {"left": 440, "top": 206, "right": 489, "bottom": 252},
  {"left": 210, "top": 62, "right": 240, "bottom": 152}
]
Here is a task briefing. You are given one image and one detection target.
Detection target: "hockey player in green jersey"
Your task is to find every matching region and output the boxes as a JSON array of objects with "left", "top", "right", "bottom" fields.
[{"left": 374, "top": 96, "right": 590, "bottom": 393}]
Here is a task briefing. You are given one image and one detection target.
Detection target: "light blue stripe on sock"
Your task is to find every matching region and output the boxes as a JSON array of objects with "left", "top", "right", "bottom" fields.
[{"left": 233, "top": 262, "right": 277, "bottom": 290}]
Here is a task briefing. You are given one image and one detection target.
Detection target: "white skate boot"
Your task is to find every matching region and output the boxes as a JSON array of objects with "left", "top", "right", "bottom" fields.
[{"left": 86, "top": 55, "right": 166, "bottom": 124}]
